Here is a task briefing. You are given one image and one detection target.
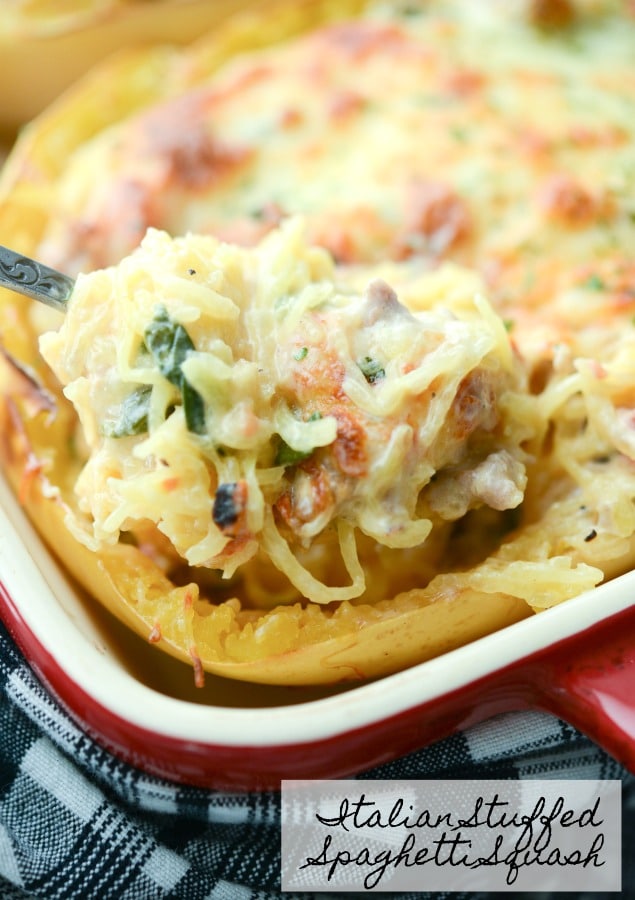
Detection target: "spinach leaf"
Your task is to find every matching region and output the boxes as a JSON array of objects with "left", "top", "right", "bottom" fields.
[
  {"left": 182, "top": 378, "right": 206, "bottom": 435},
  {"left": 144, "top": 306, "right": 206, "bottom": 435},
  {"left": 144, "top": 305, "right": 195, "bottom": 386},
  {"left": 104, "top": 385, "right": 152, "bottom": 438},
  {"left": 275, "top": 439, "right": 313, "bottom": 467}
]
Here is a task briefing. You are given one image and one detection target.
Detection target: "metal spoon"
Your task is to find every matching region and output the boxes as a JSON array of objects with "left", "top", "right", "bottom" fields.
[{"left": 0, "top": 244, "right": 74, "bottom": 312}]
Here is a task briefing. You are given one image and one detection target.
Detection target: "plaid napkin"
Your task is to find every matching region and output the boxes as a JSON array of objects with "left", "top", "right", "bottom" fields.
[{"left": 0, "top": 616, "right": 632, "bottom": 900}]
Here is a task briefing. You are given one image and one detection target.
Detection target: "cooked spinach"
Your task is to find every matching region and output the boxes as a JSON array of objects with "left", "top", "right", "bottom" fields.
[
  {"left": 275, "top": 439, "right": 313, "bottom": 467},
  {"left": 104, "top": 385, "right": 152, "bottom": 437},
  {"left": 144, "top": 306, "right": 194, "bottom": 385},
  {"left": 144, "top": 306, "right": 206, "bottom": 434},
  {"left": 181, "top": 378, "right": 206, "bottom": 435}
]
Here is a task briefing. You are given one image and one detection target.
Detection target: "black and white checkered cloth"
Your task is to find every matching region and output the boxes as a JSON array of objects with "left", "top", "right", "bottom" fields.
[{"left": 0, "top": 616, "right": 632, "bottom": 900}]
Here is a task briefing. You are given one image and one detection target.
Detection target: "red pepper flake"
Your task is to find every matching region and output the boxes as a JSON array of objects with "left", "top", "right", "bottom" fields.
[
  {"left": 279, "top": 107, "right": 304, "bottom": 129},
  {"left": 189, "top": 644, "right": 205, "bottom": 689},
  {"left": 590, "top": 361, "right": 607, "bottom": 379},
  {"left": 148, "top": 622, "right": 162, "bottom": 643},
  {"left": 328, "top": 89, "right": 366, "bottom": 121},
  {"left": 443, "top": 68, "right": 484, "bottom": 98}
]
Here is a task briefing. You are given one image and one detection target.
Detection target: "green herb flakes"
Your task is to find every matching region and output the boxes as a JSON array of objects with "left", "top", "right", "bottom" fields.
[
  {"left": 358, "top": 356, "right": 385, "bottom": 384},
  {"left": 582, "top": 273, "right": 606, "bottom": 291}
]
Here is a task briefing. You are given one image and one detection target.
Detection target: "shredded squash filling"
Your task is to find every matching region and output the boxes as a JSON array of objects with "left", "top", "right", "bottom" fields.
[{"left": 39, "top": 220, "right": 534, "bottom": 605}]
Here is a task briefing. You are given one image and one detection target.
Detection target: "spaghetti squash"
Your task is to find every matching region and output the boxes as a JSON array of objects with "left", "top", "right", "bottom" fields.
[{"left": 1, "top": 0, "right": 634, "bottom": 684}]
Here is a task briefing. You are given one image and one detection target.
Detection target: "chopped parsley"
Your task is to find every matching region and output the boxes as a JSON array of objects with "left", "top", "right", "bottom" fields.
[
  {"left": 293, "top": 346, "right": 309, "bottom": 361},
  {"left": 398, "top": 3, "right": 423, "bottom": 17},
  {"left": 358, "top": 356, "right": 385, "bottom": 384},
  {"left": 450, "top": 125, "right": 469, "bottom": 143},
  {"left": 581, "top": 273, "right": 606, "bottom": 291}
]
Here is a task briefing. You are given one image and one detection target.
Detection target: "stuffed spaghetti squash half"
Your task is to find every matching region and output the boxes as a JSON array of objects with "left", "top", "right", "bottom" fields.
[{"left": 1, "top": 0, "right": 634, "bottom": 685}]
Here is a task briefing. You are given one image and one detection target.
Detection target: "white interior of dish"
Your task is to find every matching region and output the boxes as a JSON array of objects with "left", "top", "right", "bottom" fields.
[{"left": 0, "top": 470, "right": 633, "bottom": 747}]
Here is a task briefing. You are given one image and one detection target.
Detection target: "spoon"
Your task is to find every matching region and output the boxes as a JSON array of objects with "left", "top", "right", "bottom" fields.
[{"left": 0, "top": 244, "right": 74, "bottom": 312}]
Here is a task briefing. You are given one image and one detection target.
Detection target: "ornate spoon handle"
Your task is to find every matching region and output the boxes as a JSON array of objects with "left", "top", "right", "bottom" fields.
[{"left": 0, "top": 245, "right": 74, "bottom": 312}]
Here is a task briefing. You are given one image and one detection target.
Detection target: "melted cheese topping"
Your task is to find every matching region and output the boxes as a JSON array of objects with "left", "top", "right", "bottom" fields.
[
  {"left": 38, "top": 0, "right": 635, "bottom": 324},
  {"left": 30, "top": 0, "right": 635, "bottom": 614}
]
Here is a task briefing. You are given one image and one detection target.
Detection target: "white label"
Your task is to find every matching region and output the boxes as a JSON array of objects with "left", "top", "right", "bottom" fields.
[{"left": 281, "top": 779, "right": 621, "bottom": 892}]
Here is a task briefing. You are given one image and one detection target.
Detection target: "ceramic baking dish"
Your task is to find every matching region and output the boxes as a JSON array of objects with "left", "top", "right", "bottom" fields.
[{"left": 0, "top": 466, "right": 633, "bottom": 792}]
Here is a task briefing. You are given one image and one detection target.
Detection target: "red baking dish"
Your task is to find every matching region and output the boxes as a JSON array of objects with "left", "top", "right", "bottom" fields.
[{"left": 0, "top": 468, "right": 633, "bottom": 791}]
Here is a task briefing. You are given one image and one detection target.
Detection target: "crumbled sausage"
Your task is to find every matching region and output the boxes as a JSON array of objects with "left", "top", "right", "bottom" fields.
[
  {"left": 395, "top": 179, "right": 472, "bottom": 258},
  {"left": 538, "top": 174, "right": 612, "bottom": 228},
  {"left": 528, "top": 0, "right": 575, "bottom": 30}
]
